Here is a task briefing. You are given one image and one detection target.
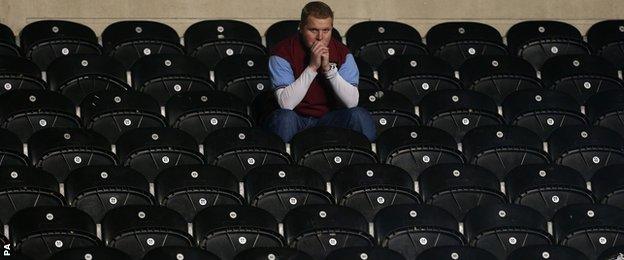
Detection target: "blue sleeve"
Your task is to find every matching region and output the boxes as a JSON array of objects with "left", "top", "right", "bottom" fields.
[
  {"left": 338, "top": 53, "right": 359, "bottom": 86},
  {"left": 268, "top": 55, "right": 295, "bottom": 90}
]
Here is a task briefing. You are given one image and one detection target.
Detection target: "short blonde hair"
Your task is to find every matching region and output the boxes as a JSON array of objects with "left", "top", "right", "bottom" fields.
[{"left": 300, "top": 1, "right": 334, "bottom": 26}]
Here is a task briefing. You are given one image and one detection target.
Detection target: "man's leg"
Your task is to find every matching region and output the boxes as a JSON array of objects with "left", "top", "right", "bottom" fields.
[
  {"left": 264, "top": 109, "right": 310, "bottom": 143},
  {"left": 317, "top": 107, "right": 377, "bottom": 141}
]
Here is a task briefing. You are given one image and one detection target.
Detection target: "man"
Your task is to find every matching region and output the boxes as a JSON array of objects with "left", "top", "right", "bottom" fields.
[{"left": 266, "top": 1, "right": 376, "bottom": 143}]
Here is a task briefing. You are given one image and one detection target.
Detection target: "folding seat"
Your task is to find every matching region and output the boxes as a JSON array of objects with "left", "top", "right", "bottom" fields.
[
  {"left": 374, "top": 204, "right": 464, "bottom": 260},
  {"left": 548, "top": 125, "right": 624, "bottom": 180},
  {"left": 184, "top": 20, "right": 267, "bottom": 70},
  {"left": 459, "top": 55, "right": 542, "bottom": 104},
  {"left": 131, "top": 54, "right": 215, "bottom": 105},
  {"left": 81, "top": 90, "right": 166, "bottom": 143},
  {"left": 19, "top": 20, "right": 101, "bottom": 70},
  {"left": 155, "top": 164, "right": 243, "bottom": 222},
  {"left": 166, "top": 91, "right": 252, "bottom": 142},
  {"left": 419, "top": 163, "right": 506, "bottom": 220},
  {"left": 214, "top": 54, "right": 270, "bottom": 104},
  {"left": 598, "top": 246, "right": 624, "bottom": 260},
  {"left": 9, "top": 206, "right": 99, "bottom": 260},
  {"left": 0, "top": 55, "right": 46, "bottom": 95},
  {"left": 553, "top": 203, "right": 624, "bottom": 260},
  {"left": 425, "top": 22, "right": 507, "bottom": 68},
  {"left": 462, "top": 125, "right": 550, "bottom": 179},
  {"left": 593, "top": 164, "right": 624, "bottom": 210},
  {"left": 0, "top": 90, "right": 81, "bottom": 142},
  {"left": 0, "top": 166, "right": 64, "bottom": 224},
  {"left": 102, "top": 21, "right": 184, "bottom": 69},
  {"left": 507, "top": 21, "right": 591, "bottom": 70},
  {"left": 47, "top": 54, "right": 129, "bottom": 104},
  {"left": 354, "top": 57, "right": 382, "bottom": 90},
  {"left": 115, "top": 127, "right": 203, "bottom": 182},
  {"left": 65, "top": 165, "right": 154, "bottom": 222},
  {"left": 265, "top": 20, "right": 342, "bottom": 51},
  {"left": 193, "top": 205, "right": 284, "bottom": 260},
  {"left": 587, "top": 20, "right": 624, "bottom": 69},
  {"left": 235, "top": 247, "right": 313, "bottom": 260},
  {"left": 419, "top": 89, "right": 502, "bottom": 141},
  {"left": 502, "top": 89, "right": 586, "bottom": 140},
  {"left": 141, "top": 246, "right": 219, "bottom": 260},
  {"left": 358, "top": 90, "right": 420, "bottom": 136},
  {"left": 290, "top": 126, "right": 377, "bottom": 181},
  {"left": 283, "top": 204, "right": 374, "bottom": 260},
  {"left": 0, "top": 23, "right": 20, "bottom": 56},
  {"left": 415, "top": 246, "right": 497, "bottom": 260},
  {"left": 49, "top": 247, "right": 132, "bottom": 260},
  {"left": 377, "top": 55, "right": 461, "bottom": 105},
  {"left": 346, "top": 21, "right": 427, "bottom": 69},
  {"left": 326, "top": 247, "right": 405, "bottom": 260},
  {"left": 505, "top": 164, "right": 593, "bottom": 219},
  {"left": 0, "top": 129, "right": 29, "bottom": 166},
  {"left": 245, "top": 164, "right": 333, "bottom": 221},
  {"left": 28, "top": 128, "right": 117, "bottom": 182},
  {"left": 0, "top": 253, "right": 33, "bottom": 260},
  {"left": 586, "top": 89, "right": 624, "bottom": 138},
  {"left": 332, "top": 163, "right": 420, "bottom": 222},
  {"left": 507, "top": 245, "right": 589, "bottom": 260}
]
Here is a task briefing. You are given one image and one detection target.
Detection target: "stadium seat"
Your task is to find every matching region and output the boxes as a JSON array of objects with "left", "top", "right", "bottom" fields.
[
  {"left": 213, "top": 54, "right": 271, "bottom": 104},
  {"left": 102, "top": 21, "right": 184, "bottom": 69},
  {"left": 358, "top": 90, "right": 420, "bottom": 136},
  {"left": 184, "top": 20, "right": 267, "bottom": 70},
  {"left": 587, "top": 20, "right": 624, "bottom": 69},
  {"left": 586, "top": 89, "right": 624, "bottom": 138},
  {"left": 0, "top": 55, "right": 46, "bottom": 95},
  {"left": 415, "top": 246, "right": 497, "bottom": 260},
  {"left": 598, "top": 246, "right": 624, "bottom": 260},
  {"left": 49, "top": 246, "right": 132, "bottom": 260},
  {"left": 245, "top": 164, "right": 333, "bottom": 221},
  {"left": 354, "top": 57, "right": 382, "bottom": 90},
  {"left": 591, "top": 164, "right": 624, "bottom": 209},
  {"left": 155, "top": 164, "right": 243, "bottom": 222},
  {"left": 508, "top": 245, "right": 588, "bottom": 260},
  {"left": 19, "top": 20, "right": 101, "bottom": 70},
  {"left": 65, "top": 165, "right": 154, "bottom": 222},
  {"left": 0, "top": 128, "right": 30, "bottom": 166},
  {"left": 141, "top": 246, "right": 220, "bottom": 260},
  {"left": 0, "top": 23, "right": 20, "bottom": 56},
  {"left": 0, "top": 253, "right": 33, "bottom": 260},
  {"left": 326, "top": 247, "right": 405, "bottom": 260},
  {"left": 418, "top": 163, "right": 506, "bottom": 220},
  {"left": 234, "top": 247, "right": 313, "bottom": 260},
  {"left": 265, "top": 20, "right": 342, "bottom": 51}
]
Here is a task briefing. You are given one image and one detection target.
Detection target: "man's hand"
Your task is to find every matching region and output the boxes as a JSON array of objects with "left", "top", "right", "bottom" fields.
[
  {"left": 308, "top": 41, "right": 328, "bottom": 71},
  {"left": 321, "top": 46, "right": 330, "bottom": 72}
]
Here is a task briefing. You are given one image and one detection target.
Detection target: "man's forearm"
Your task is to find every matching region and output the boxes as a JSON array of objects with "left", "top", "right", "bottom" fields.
[
  {"left": 275, "top": 66, "right": 318, "bottom": 110},
  {"left": 325, "top": 67, "right": 359, "bottom": 108}
]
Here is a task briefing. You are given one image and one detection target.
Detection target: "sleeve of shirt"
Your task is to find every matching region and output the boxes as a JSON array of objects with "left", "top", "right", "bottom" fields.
[
  {"left": 338, "top": 53, "right": 359, "bottom": 86},
  {"left": 268, "top": 55, "right": 296, "bottom": 90}
]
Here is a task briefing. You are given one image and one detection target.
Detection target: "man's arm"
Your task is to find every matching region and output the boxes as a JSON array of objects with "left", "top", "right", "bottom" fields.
[
  {"left": 269, "top": 55, "right": 317, "bottom": 110},
  {"left": 324, "top": 54, "right": 359, "bottom": 108}
]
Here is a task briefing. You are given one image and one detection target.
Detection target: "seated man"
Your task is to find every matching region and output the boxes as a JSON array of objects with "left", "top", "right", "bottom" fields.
[{"left": 265, "top": 1, "right": 376, "bottom": 142}]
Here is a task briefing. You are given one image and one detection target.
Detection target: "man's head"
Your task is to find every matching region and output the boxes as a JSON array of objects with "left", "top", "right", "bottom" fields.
[{"left": 299, "top": 1, "right": 333, "bottom": 49}]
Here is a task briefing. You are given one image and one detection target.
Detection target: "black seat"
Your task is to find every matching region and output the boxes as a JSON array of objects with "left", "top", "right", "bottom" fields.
[
  {"left": 502, "top": 89, "right": 586, "bottom": 140},
  {"left": 155, "top": 164, "right": 243, "bottom": 222},
  {"left": 184, "top": 20, "right": 267, "bottom": 70},
  {"left": 245, "top": 164, "right": 333, "bottom": 221},
  {"left": 586, "top": 89, "right": 624, "bottom": 139},
  {"left": 101, "top": 205, "right": 193, "bottom": 260},
  {"left": 290, "top": 126, "right": 377, "bottom": 181},
  {"left": 49, "top": 246, "right": 132, "bottom": 260},
  {"left": 415, "top": 246, "right": 497, "bottom": 260},
  {"left": 598, "top": 246, "right": 624, "bottom": 260},
  {"left": 354, "top": 57, "right": 382, "bottom": 90},
  {"left": 214, "top": 54, "right": 271, "bottom": 104},
  {"left": 0, "top": 252, "right": 34, "bottom": 260},
  {"left": 553, "top": 203, "right": 624, "bottom": 260},
  {"left": 346, "top": 21, "right": 427, "bottom": 69},
  {"left": 265, "top": 20, "right": 342, "bottom": 51},
  {"left": 426, "top": 22, "right": 507, "bottom": 68},
  {"left": 283, "top": 204, "right": 374, "bottom": 260},
  {"left": 507, "top": 245, "right": 589, "bottom": 260},
  {"left": 0, "top": 55, "right": 46, "bottom": 95},
  {"left": 377, "top": 55, "right": 461, "bottom": 105},
  {"left": 587, "top": 20, "right": 624, "bottom": 70},
  {"left": 19, "top": 20, "right": 101, "bottom": 70},
  {"left": 0, "top": 23, "right": 20, "bottom": 56},
  {"left": 358, "top": 90, "right": 420, "bottom": 136},
  {"left": 506, "top": 20, "right": 591, "bottom": 70},
  {"left": 131, "top": 54, "right": 215, "bottom": 105},
  {"left": 65, "top": 165, "right": 154, "bottom": 223},
  {"left": 193, "top": 205, "right": 284, "bottom": 260},
  {"left": 0, "top": 128, "right": 29, "bottom": 166},
  {"left": 141, "top": 246, "right": 220, "bottom": 260},
  {"left": 47, "top": 54, "right": 129, "bottom": 104},
  {"left": 326, "top": 247, "right": 405, "bottom": 260},
  {"left": 235, "top": 247, "right": 313, "bottom": 260},
  {"left": 0, "top": 166, "right": 64, "bottom": 224},
  {"left": 459, "top": 55, "right": 542, "bottom": 104},
  {"left": 374, "top": 204, "right": 464, "bottom": 260},
  {"left": 505, "top": 164, "right": 594, "bottom": 220},
  {"left": 9, "top": 206, "right": 99, "bottom": 260},
  {"left": 463, "top": 204, "right": 552, "bottom": 259},
  {"left": 102, "top": 21, "right": 184, "bottom": 69},
  {"left": 592, "top": 164, "right": 624, "bottom": 209},
  {"left": 0, "top": 89, "right": 81, "bottom": 142},
  {"left": 115, "top": 127, "right": 203, "bottom": 182},
  {"left": 418, "top": 163, "right": 506, "bottom": 220}
]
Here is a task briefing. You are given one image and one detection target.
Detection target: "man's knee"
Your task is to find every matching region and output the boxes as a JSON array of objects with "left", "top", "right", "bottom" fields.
[{"left": 347, "top": 107, "right": 373, "bottom": 123}]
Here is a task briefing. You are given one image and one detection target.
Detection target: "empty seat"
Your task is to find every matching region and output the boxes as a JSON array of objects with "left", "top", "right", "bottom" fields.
[
  {"left": 19, "top": 20, "right": 101, "bottom": 69},
  {"left": 0, "top": 55, "right": 46, "bottom": 95},
  {"left": 184, "top": 20, "right": 267, "bottom": 70},
  {"left": 593, "top": 164, "right": 624, "bottom": 209},
  {"left": 548, "top": 125, "right": 624, "bottom": 180},
  {"left": 284, "top": 205, "right": 374, "bottom": 260},
  {"left": 419, "top": 163, "right": 506, "bottom": 220},
  {"left": 245, "top": 164, "right": 333, "bottom": 221},
  {"left": 426, "top": 22, "right": 507, "bottom": 68},
  {"left": 374, "top": 204, "right": 465, "bottom": 260},
  {"left": 116, "top": 127, "right": 203, "bottom": 182},
  {"left": 587, "top": 20, "right": 624, "bottom": 69},
  {"left": 326, "top": 247, "right": 405, "bottom": 260},
  {"left": 506, "top": 20, "right": 591, "bottom": 70},
  {"left": 463, "top": 204, "right": 552, "bottom": 259},
  {"left": 419, "top": 89, "right": 502, "bottom": 141},
  {"left": 155, "top": 164, "right": 243, "bottom": 222},
  {"left": 378, "top": 55, "right": 461, "bottom": 105},
  {"left": 141, "top": 246, "right": 219, "bottom": 260},
  {"left": 9, "top": 206, "right": 99, "bottom": 260},
  {"left": 47, "top": 54, "right": 129, "bottom": 104},
  {"left": 0, "top": 252, "right": 33, "bottom": 260},
  {"left": 49, "top": 246, "right": 132, "bottom": 260},
  {"left": 131, "top": 54, "right": 215, "bottom": 105},
  {"left": 65, "top": 165, "right": 154, "bottom": 222},
  {"left": 354, "top": 57, "right": 382, "bottom": 90},
  {"left": 459, "top": 55, "right": 542, "bottom": 104},
  {"left": 0, "top": 128, "right": 29, "bottom": 166},
  {"left": 102, "top": 21, "right": 184, "bottom": 69},
  {"left": 598, "top": 246, "right": 624, "bottom": 260},
  {"left": 507, "top": 245, "right": 589, "bottom": 260},
  {"left": 214, "top": 54, "right": 271, "bottom": 104},
  {"left": 101, "top": 205, "right": 193, "bottom": 260},
  {"left": 415, "top": 246, "right": 497, "bottom": 260},
  {"left": 0, "top": 23, "right": 20, "bottom": 56},
  {"left": 290, "top": 126, "right": 377, "bottom": 181},
  {"left": 506, "top": 164, "right": 594, "bottom": 219},
  {"left": 265, "top": 20, "right": 342, "bottom": 51},
  {"left": 376, "top": 126, "right": 464, "bottom": 180},
  {"left": 502, "top": 89, "right": 586, "bottom": 140},
  {"left": 346, "top": 21, "right": 427, "bottom": 69},
  {"left": 462, "top": 125, "right": 550, "bottom": 179},
  {"left": 194, "top": 205, "right": 284, "bottom": 260},
  {"left": 358, "top": 90, "right": 420, "bottom": 136},
  {"left": 586, "top": 89, "right": 624, "bottom": 138},
  {"left": 235, "top": 247, "right": 313, "bottom": 260}
]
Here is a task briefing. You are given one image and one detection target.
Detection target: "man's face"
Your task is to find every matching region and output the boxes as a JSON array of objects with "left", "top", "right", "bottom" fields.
[{"left": 300, "top": 15, "right": 333, "bottom": 49}]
